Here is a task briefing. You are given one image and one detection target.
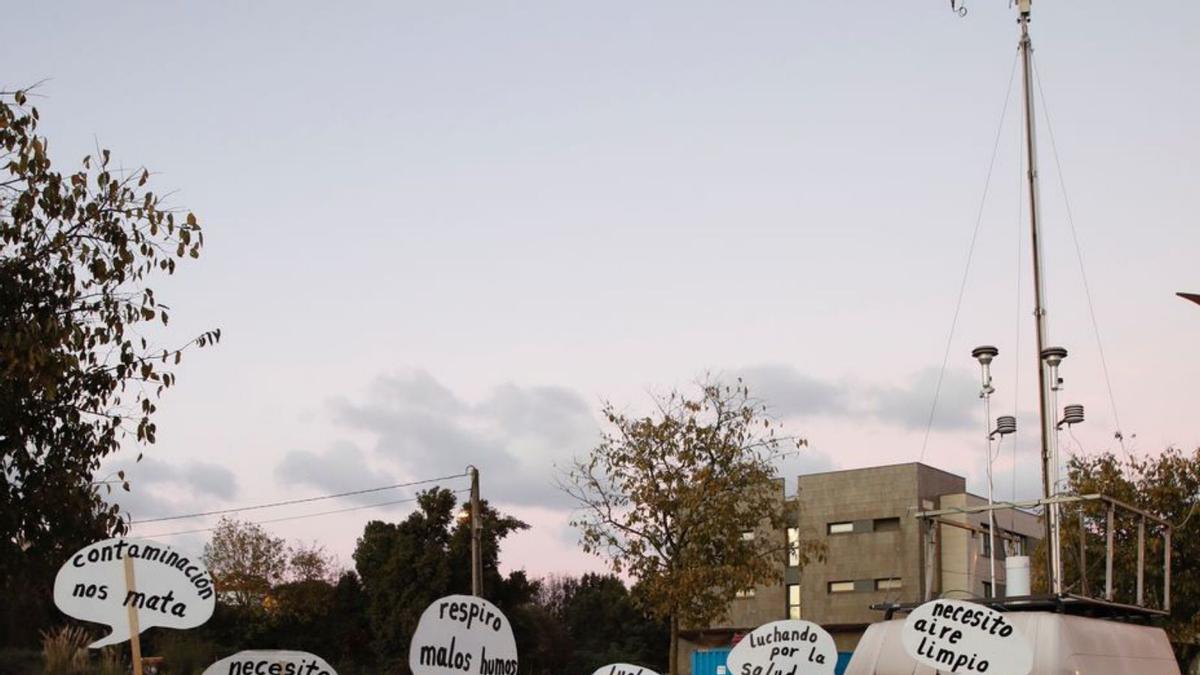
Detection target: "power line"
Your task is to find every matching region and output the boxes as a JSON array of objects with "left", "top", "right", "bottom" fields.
[
  {"left": 140, "top": 489, "right": 473, "bottom": 539},
  {"left": 130, "top": 472, "right": 469, "bottom": 524}
]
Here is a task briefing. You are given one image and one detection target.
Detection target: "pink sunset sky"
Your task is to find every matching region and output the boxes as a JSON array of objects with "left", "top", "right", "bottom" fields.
[{"left": 5, "top": 1, "right": 1197, "bottom": 577}]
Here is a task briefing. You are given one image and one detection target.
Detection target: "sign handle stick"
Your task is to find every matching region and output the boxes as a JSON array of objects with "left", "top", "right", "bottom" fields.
[{"left": 123, "top": 555, "right": 144, "bottom": 675}]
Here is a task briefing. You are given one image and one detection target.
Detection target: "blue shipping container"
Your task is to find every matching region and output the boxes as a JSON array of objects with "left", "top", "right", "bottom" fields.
[
  {"left": 691, "top": 648, "right": 730, "bottom": 675},
  {"left": 690, "top": 648, "right": 854, "bottom": 675}
]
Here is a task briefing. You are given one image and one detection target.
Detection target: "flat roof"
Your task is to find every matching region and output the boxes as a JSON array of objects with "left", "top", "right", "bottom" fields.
[{"left": 795, "top": 461, "right": 963, "bottom": 481}]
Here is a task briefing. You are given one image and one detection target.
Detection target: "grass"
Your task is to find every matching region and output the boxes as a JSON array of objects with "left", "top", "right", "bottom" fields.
[
  {"left": 94, "top": 649, "right": 123, "bottom": 675},
  {"left": 40, "top": 626, "right": 89, "bottom": 675}
]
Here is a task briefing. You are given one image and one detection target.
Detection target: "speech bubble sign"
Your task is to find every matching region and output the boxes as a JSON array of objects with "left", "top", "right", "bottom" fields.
[
  {"left": 901, "top": 599, "right": 1033, "bottom": 675},
  {"left": 200, "top": 650, "right": 337, "bottom": 675},
  {"left": 53, "top": 537, "right": 216, "bottom": 648},
  {"left": 408, "top": 594, "right": 518, "bottom": 675},
  {"left": 727, "top": 620, "right": 838, "bottom": 675},
  {"left": 591, "top": 664, "right": 662, "bottom": 675}
]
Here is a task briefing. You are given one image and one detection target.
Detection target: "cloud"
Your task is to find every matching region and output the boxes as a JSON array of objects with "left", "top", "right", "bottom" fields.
[
  {"left": 868, "top": 367, "right": 979, "bottom": 431},
  {"left": 368, "top": 370, "right": 465, "bottom": 416},
  {"left": 737, "top": 363, "right": 980, "bottom": 432},
  {"left": 107, "top": 483, "right": 176, "bottom": 522},
  {"left": 326, "top": 370, "right": 600, "bottom": 510},
  {"left": 777, "top": 447, "right": 837, "bottom": 476},
  {"left": 275, "top": 442, "right": 398, "bottom": 503},
  {"left": 738, "top": 364, "right": 848, "bottom": 417},
  {"left": 112, "top": 457, "right": 238, "bottom": 500},
  {"left": 287, "top": 366, "right": 979, "bottom": 515},
  {"left": 99, "top": 456, "right": 238, "bottom": 521},
  {"left": 188, "top": 463, "right": 239, "bottom": 500}
]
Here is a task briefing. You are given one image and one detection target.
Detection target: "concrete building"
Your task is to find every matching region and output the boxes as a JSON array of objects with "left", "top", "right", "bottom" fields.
[{"left": 680, "top": 462, "right": 1042, "bottom": 669}]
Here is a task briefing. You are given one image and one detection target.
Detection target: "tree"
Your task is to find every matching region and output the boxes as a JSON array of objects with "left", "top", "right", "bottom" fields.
[
  {"left": 563, "top": 379, "right": 822, "bottom": 675},
  {"left": 354, "top": 489, "right": 456, "bottom": 668},
  {"left": 535, "top": 573, "right": 669, "bottom": 674},
  {"left": 447, "top": 499, "right": 532, "bottom": 606},
  {"left": 288, "top": 540, "right": 340, "bottom": 583},
  {"left": 506, "top": 600, "right": 569, "bottom": 675},
  {"left": 202, "top": 517, "right": 288, "bottom": 611},
  {"left": 0, "top": 88, "right": 218, "bottom": 647},
  {"left": 264, "top": 572, "right": 372, "bottom": 667},
  {"left": 1056, "top": 448, "right": 1200, "bottom": 661},
  {"left": 352, "top": 488, "right": 531, "bottom": 671}
]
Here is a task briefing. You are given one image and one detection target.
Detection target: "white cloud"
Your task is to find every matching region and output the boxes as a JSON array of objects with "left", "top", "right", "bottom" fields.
[
  {"left": 275, "top": 442, "right": 397, "bottom": 502},
  {"left": 267, "top": 366, "right": 981, "bottom": 521},
  {"left": 739, "top": 363, "right": 980, "bottom": 431},
  {"left": 320, "top": 370, "right": 601, "bottom": 510},
  {"left": 100, "top": 456, "right": 238, "bottom": 522}
]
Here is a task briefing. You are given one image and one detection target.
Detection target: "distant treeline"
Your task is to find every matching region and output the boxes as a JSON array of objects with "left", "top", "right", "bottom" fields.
[{"left": 0, "top": 489, "right": 668, "bottom": 675}]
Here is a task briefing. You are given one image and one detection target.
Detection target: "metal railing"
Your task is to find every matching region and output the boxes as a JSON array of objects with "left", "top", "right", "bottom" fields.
[{"left": 914, "top": 493, "right": 1172, "bottom": 614}]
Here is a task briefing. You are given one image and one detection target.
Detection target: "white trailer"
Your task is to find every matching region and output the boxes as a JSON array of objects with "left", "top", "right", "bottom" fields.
[{"left": 845, "top": 611, "right": 1180, "bottom": 675}]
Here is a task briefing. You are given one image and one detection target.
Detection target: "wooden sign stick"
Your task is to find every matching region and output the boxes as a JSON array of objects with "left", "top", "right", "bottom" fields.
[{"left": 123, "top": 555, "right": 144, "bottom": 675}]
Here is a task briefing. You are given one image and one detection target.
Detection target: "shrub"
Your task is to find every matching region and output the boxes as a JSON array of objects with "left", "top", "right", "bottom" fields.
[{"left": 156, "top": 634, "right": 216, "bottom": 675}]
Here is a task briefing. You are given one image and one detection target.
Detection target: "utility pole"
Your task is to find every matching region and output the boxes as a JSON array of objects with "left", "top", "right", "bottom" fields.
[{"left": 469, "top": 465, "right": 483, "bottom": 597}]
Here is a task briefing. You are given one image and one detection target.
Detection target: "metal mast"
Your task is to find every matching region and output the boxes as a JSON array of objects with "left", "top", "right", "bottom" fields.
[{"left": 1016, "top": 0, "right": 1061, "bottom": 594}]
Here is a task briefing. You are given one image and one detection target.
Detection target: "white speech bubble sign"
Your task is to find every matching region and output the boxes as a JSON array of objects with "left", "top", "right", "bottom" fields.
[
  {"left": 53, "top": 537, "right": 216, "bottom": 648},
  {"left": 201, "top": 650, "right": 337, "bottom": 675},
  {"left": 590, "top": 664, "right": 662, "bottom": 675},
  {"left": 408, "top": 594, "right": 518, "bottom": 675},
  {"left": 901, "top": 599, "right": 1033, "bottom": 675},
  {"left": 727, "top": 620, "right": 838, "bottom": 675}
]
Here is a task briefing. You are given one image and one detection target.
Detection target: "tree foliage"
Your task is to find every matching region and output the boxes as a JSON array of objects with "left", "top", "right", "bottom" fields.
[
  {"left": 202, "top": 517, "right": 289, "bottom": 612},
  {"left": 0, "top": 88, "right": 217, "bottom": 647},
  {"left": 262, "top": 571, "right": 372, "bottom": 664},
  {"left": 352, "top": 488, "right": 531, "bottom": 672},
  {"left": 188, "top": 525, "right": 368, "bottom": 672},
  {"left": 563, "top": 379, "right": 822, "bottom": 675},
  {"left": 1057, "top": 448, "right": 1200, "bottom": 650},
  {"left": 536, "top": 573, "right": 669, "bottom": 674},
  {"left": 287, "top": 540, "right": 339, "bottom": 584}
]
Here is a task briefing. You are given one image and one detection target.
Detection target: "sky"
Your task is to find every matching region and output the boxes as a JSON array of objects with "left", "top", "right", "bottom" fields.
[{"left": 4, "top": 0, "right": 1197, "bottom": 578}]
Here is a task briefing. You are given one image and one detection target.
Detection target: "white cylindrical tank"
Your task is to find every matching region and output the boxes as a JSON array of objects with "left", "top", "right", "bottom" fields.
[{"left": 1007, "top": 555, "right": 1031, "bottom": 596}]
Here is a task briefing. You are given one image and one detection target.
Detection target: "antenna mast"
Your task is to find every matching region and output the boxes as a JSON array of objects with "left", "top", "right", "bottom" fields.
[{"left": 1016, "top": 0, "right": 1061, "bottom": 594}]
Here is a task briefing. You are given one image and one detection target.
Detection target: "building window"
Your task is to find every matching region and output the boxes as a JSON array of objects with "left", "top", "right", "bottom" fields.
[
  {"left": 875, "top": 577, "right": 902, "bottom": 591},
  {"left": 827, "top": 522, "right": 854, "bottom": 535},
  {"left": 980, "top": 525, "right": 1007, "bottom": 560},
  {"left": 1008, "top": 534, "right": 1027, "bottom": 556},
  {"left": 736, "top": 587, "right": 756, "bottom": 598},
  {"left": 788, "top": 584, "right": 801, "bottom": 619},
  {"left": 873, "top": 517, "right": 901, "bottom": 532},
  {"left": 787, "top": 527, "right": 801, "bottom": 566},
  {"left": 828, "top": 581, "right": 855, "bottom": 593}
]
